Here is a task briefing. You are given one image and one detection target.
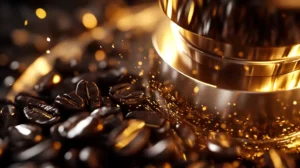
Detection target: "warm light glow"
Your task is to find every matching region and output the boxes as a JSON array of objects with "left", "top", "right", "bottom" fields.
[
  {"left": 82, "top": 13, "right": 98, "bottom": 29},
  {"left": 52, "top": 74, "right": 61, "bottom": 84},
  {"left": 46, "top": 50, "right": 51, "bottom": 54},
  {"left": 24, "top": 20, "right": 28, "bottom": 26},
  {"left": 95, "top": 50, "right": 106, "bottom": 61},
  {"left": 47, "top": 37, "right": 51, "bottom": 42},
  {"left": 187, "top": 1, "right": 195, "bottom": 25},
  {"left": 36, "top": 8, "right": 47, "bottom": 19}
]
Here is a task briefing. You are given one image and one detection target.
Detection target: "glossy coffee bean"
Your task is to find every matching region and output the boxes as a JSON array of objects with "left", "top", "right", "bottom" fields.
[
  {"left": 54, "top": 92, "right": 85, "bottom": 112},
  {"left": 91, "top": 107, "right": 123, "bottom": 133},
  {"left": 0, "top": 104, "right": 19, "bottom": 137},
  {"left": 8, "top": 124, "right": 43, "bottom": 150},
  {"left": 174, "top": 123, "right": 197, "bottom": 149},
  {"left": 34, "top": 71, "right": 62, "bottom": 94},
  {"left": 24, "top": 104, "right": 60, "bottom": 125},
  {"left": 75, "top": 80, "right": 101, "bottom": 110},
  {"left": 206, "top": 133, "right": 241, "bottom": 161},
  {"left": 126, "top": 111, "right": 164, "bottom": 128},
  {"left": 108, "top": 119, "right": 150, "bottom": 156},
  {"left": 143, "top": 138, "right": 178, "bottom": 162},
  {"left": 14, "top": 140, "right": 62, "bottom": 162},
  {"left": 79, "top": 147, "right": 103, "bottom": 168},
  {"left": 15, "top": 93, "right": 46, "bottom": 108},
  {"left": 58, "top": 113, "right": 103, "bottom": 140},
  {"left": 261, "top": 149, "right": 296, "bottom": 168},
  {"left": 8, "top": 162, "right": 38, "bottom": 168}
]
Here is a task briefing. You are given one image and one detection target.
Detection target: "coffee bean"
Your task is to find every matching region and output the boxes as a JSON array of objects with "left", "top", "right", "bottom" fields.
[
  {"left": 75, "top": 80, "right": 101, "bottom": 110},
  {"left": 261, "top": 149, "right": 296, "bottom": 168},
  {"left": 8, "top": 162, "right": 38, "bottom": 168},
  {"left": 143, "top": 139, "right": 178, "bottom": 162},
  {"left": 58, "top": 113, "right": 103, "bottom": 141},
  {"left": 108, "top": 119, "right": 150, "bottom": 156},
  {"left": 0, "top": 104, "right": 19, "bottom": 137},
  {"left": 34, "top": 71, "right": 62, "bottom": 94},
  {"left": 126, "top": 111, "right": 164, "bottom": 128},
  {"left": 54, "top": 92, "right": 85, "bottom": 112},
  {"left": 8, "top": 124, "right": 43, "bottom": 150},
  {"left": 79, "top": 147, "right": 103, "bottom": 168},
  {"left": 15, "top": 93, "right": 46, "bottom": 108},
  {"left": 174, "top": 123, "right": 197, "bottom": 149},
  {"left": 23, "top": 104, "right": 60, "bottom": 125},
  {"left": 14, "top": 140, "right": 62, "bottom": 162},
  {"left": 206, "top": 133, "right": 241, "bottom": 161},
  {"left": 91, "top": 107, "right": 123, "bottom": 133}
]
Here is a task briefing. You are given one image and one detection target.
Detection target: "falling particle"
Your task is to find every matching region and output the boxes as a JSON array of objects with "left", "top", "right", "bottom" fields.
[
  {"left": 293, "top": 101, "right": 297, "bottom": 105},
  {"left": 52, "top": 75, "right": 61, "bottom": 84},
  {"left": 95, "top": 50, "right": 106, "bottom": 61},
  {"left": 10, "top": 61, "right": 20, "bottom": 70},
  {"left": 36, "top": 8, "right": 47, "bottom": 19},
  {"left": 82, "top": 13, "right": 98, "bottom": 29},
  {"left": 46, "top": 50, "right": 50, "bottom": 54},
  {"left": 24, "top": 20, "right": 28, "bottom": 26},
  {"left": 4, "top": 76, "right": 15, "bottom": 87},
  {"left": 193, "top": 86, "right": 199, "bottom": 93},
  {"left": 202, "top": 106, "right": 207, "bottom": 111},
  {"left": 47, "top": 37, "right": 51, "bottom": 42},
  {"left": 139, "top": 70, "right": 144, "bottom": 76},
  {"left": 138, "top": 61, "right": 143, "bottom": 66},
  {"left": 152, "top": 75, "right": 155, "bottom": 79},
  {"left": 112, "top": 44, "right": 115, "bottom": 48}
]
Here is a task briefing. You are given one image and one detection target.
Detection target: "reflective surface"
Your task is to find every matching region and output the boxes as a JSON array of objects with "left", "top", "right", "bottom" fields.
[{"left": 159, "top": 0, "right": 300, "bottom": 61}]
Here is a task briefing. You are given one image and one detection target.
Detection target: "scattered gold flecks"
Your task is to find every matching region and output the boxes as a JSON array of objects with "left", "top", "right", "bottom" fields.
[
  {"left": 138, "top": 61, "right": 143, "bottom": 66},
  {"left": 46, "top": 37, "right": 51, "bottom": 42},
  {"left": 139, "top": 70, "right": 144, "bottom": 77},
  {"left": 24, "top": 20, "right": 28, "bottom": 26},
  {"left": 82, "top": 13, "right": 98, "bottom": 29},
  {"left": 52, "top": 74, "right": 61, "bottom": 84},
  {"left": 95, "top": 50, "right": 106, "bottom": 61},
  {"left": 293, "top": 101, "right": 298, "bottom": 105},
  {"left": 112, "top": 44, "right": 115, "bottom": 48},
  {"left": 193, "top": 86, "right": 199, "bottom": 94},
  {"left": 46, "top": 50, "right": 51, "bottom": 54},
  {"left": 53, "top": 141, "right": 62, "bottom": 150},
  {"left": 202, "top": 106, "right": 207, "bottom": 111},
  {"left": 36, "top": 8, "right": 47, "bottom": 19}
]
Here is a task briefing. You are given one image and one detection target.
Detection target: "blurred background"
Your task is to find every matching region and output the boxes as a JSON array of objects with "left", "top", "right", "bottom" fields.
[{"left": 0, "top": 0, "right": 155, "bottom": 97}]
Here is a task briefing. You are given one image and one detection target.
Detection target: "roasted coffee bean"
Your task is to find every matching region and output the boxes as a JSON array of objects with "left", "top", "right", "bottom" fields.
[
  {"left": 143, "top": 138, "right": 178, "bottom": 162},
  {"left": 126, "top": 111, "right": 164, "bottom": 128},
  {"left": 8, "top": 124, "right": 43, "bottom": 150},
  {"left": 206, "top": 133, "right": 241, "bottom": 161},
  {"left": 261, "top": 149, "right": 296, "bottom": 168},
  {"left": 14, "top": 140, "right": 62, "bottom": 162},
  {"left": 34, "top": 71, "right": 62, "bottom": 94},
  {"left": 0, "top": 104, "right": 19, "bottom": 137},
  {"left": 0, "top": 139, "right": 8, "bottom": 164},
  {"left": 24, "top": 104, "right": 60, "bottom": 125},
  {"left": 54, "top": 92, "right": 85, "bottom": 112},
  {"left": 174, "top": 123, "right": 197, "bottom": 149},
  {"left": 8, "top": 162, "right": 38, "bottom": 168},
  {"left": 91, "top": 107, "right": 123, "bottom": 133},
  {"left": 58, "top": 113, "right": 103, "bottom": 141},
  {"left": 108, "top": 119, "right": 150, "bottom": 156},
  {"left": 79, "top": 147, "right": 103, "bottom": 168},
  {"left": 109, "top": 83, "right": 133, "bottom": 100},
  {"left": 15, "top": 93, "right": 46, "bottom": 108},
  {"left": 75, "top": 80, "right": 101, "bottom": 110}
]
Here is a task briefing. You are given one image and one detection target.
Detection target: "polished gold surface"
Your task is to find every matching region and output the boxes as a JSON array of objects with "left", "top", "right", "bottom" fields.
[
  {"left": 151, "top": 21, "right": 300, "bottom": 153},
  {"left": 159, "top": 0, "right": 300, "bottom": 61}
]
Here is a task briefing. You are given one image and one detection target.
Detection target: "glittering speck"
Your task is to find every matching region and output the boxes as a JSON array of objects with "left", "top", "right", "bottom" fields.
[
  {"left": 82, "top": 13, "right": 98, "bottom": 29},
  {"left": 24, "top": 20, "right": 28, "bottom": 26},
  {"left": 293, "top": 101, "right": 297, "bottom": 105},
  {"left": 138, "top": 61, "right": 143, "bottom": 66},
  {"left": 46, "top": 50, "right": 51, "bottom": 54},
  {"left": 36, "top": 8, "right": 47, "bottom": 19},
  {"left": 47, "top": 37, "right": 51, "bottom": 42}
]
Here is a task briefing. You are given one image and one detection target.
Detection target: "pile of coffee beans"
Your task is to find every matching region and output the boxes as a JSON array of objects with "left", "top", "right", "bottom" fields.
[{"left": 0, "top": 39, "right": 299, "bottom": 168}]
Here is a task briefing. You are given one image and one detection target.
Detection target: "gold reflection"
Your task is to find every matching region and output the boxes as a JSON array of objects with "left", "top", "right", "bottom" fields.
[
  {"left": 36, "top": 8, "right": 47, "bottom": 19},
  {"left": 187, "top": 1, "right": 195, "bottom": 25},
  {"left": 82, "top": 13, "right": 98, "bottom": 29}
]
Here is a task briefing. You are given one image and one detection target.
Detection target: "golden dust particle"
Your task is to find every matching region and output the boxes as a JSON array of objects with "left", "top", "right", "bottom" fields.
[
  {"left": 36, "top": 8, "right": 47, "bottom": 19},
  {"left": 112, "top": 44, "right": 115, "bottom": 48},
  {"left": 233, "top": 103, "right": 236, "bottom": 106},
  {"left": 244, "top": 66, "right": 249, "bottom": 71},
  {"left": 138, "top": 61, "right": 143, "bottom": 66},
  {"left": 293, "top": 101, "right": 298, "bottom": 105},
  {"left": 163, "top": 163, "right": 172, "bottom": 168},
  {"left": 238, "top": 52, "right": 244, "bottom": 57},
  {"left": 228, "top": 102, "right": 231, "bottom": 105},
  {"left": 46, "top": 50, "right": 51, "bottom": 54},
  {"left": 46, "top": 37, "right": 51, "bottom": 42},
  {"left": 95, "top": 50, "right": 106, "bottom": 61},
  {"left": 152, "top": 75, "right": 155, "bottom": 79},
  {"left": 193, "top": 86, "right": 199, "bottom": 93},
  {"left": 24, "top": 20, "right": 28, "bottom": 26},
  {"left": 53, "top": 142, "right": 61, "bottom": 150},
  {"left": 192, "top": 70, "right": 198, "bottom": 75},
  {"left": 202, "top": 106, "right": 207, "bottom": 111},
  {"left": 52, "top": 74, "right": 61, "bottom": 84},
  {"left": 34, "top": 135, "right": 42, "bottom": 142},
  {"left": 245, "top": 134, "right": 249, "bottom": 138},
  {"left": 82, "top": 13, "right": 98, "bottom": 29},
  {"left": 234, "top": 112, "right": 237, "bottom": 116},
  {"left": 253, "top": 135, "right": 257, "bottom": 139},
  {"left": 214, "top": 65, "right": 220, "bottom": 70},
  {"left": 139, "top": 70, "right": 144, "bottom": 76},
  {"left": 97, "top": 124, "right": 103, "bottom": 131},
  {"left": 221, "top": 123, "right": 227, "bottom": 129},
  {"left": 283, "top": 128, "right": 287, "bottom": 132}
]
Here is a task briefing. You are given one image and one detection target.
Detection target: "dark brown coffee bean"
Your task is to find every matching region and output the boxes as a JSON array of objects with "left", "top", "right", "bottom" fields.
[
  {"left": 109, "top": 83, "right": 132, "bottom": 100},
  {"left": 174, "top": 123, "right": 197, "bottom": 149},
  {"left": 79, "top": 147, "right": 103, "bottom": 168},
  {"left": 108, "top": 119, "right": 150, "bottom": 156},
  {"left": 91, "top": 107, "right": 123, "bottom": 133},
  {"left": 58, "top": 113, "right": 103, "bottom": 140},
  {"left": 0, "top": 104, "right": 19, "bottom": 137},
  {"left": 8, "top": 124, "right": 43, "bottom": 150},
  {"left": 8, "top": 162, "right": 38, "bottom": 168},
  {"left": 54, "top": 92, "right": 85, "bottom": 112},
  {"left": 75, "top": 80, "right": 101, "bottom": 110},
  {"left": 261, "top": 149, "right": 296, "bottom": 168},
  {"left": 143, "top": 138, "right": 178, "bottom": 162},
  {"left": 34, "top": 71, "right": 62, "bottom": 94},
  {"left": 206, "top": 133, "right": 241, "bottom": 161},
  {"left": 14, "top": 140, "right": 62, "bottom": 162},
  {"left": 15, "top": 93, "right": 46, "bottom": 108},
  {"left": 126, "top": 111, "right": 164, "bottom": 128},
  {"left": 24, "top": 104, "right": 60, "bottom": 125}
]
